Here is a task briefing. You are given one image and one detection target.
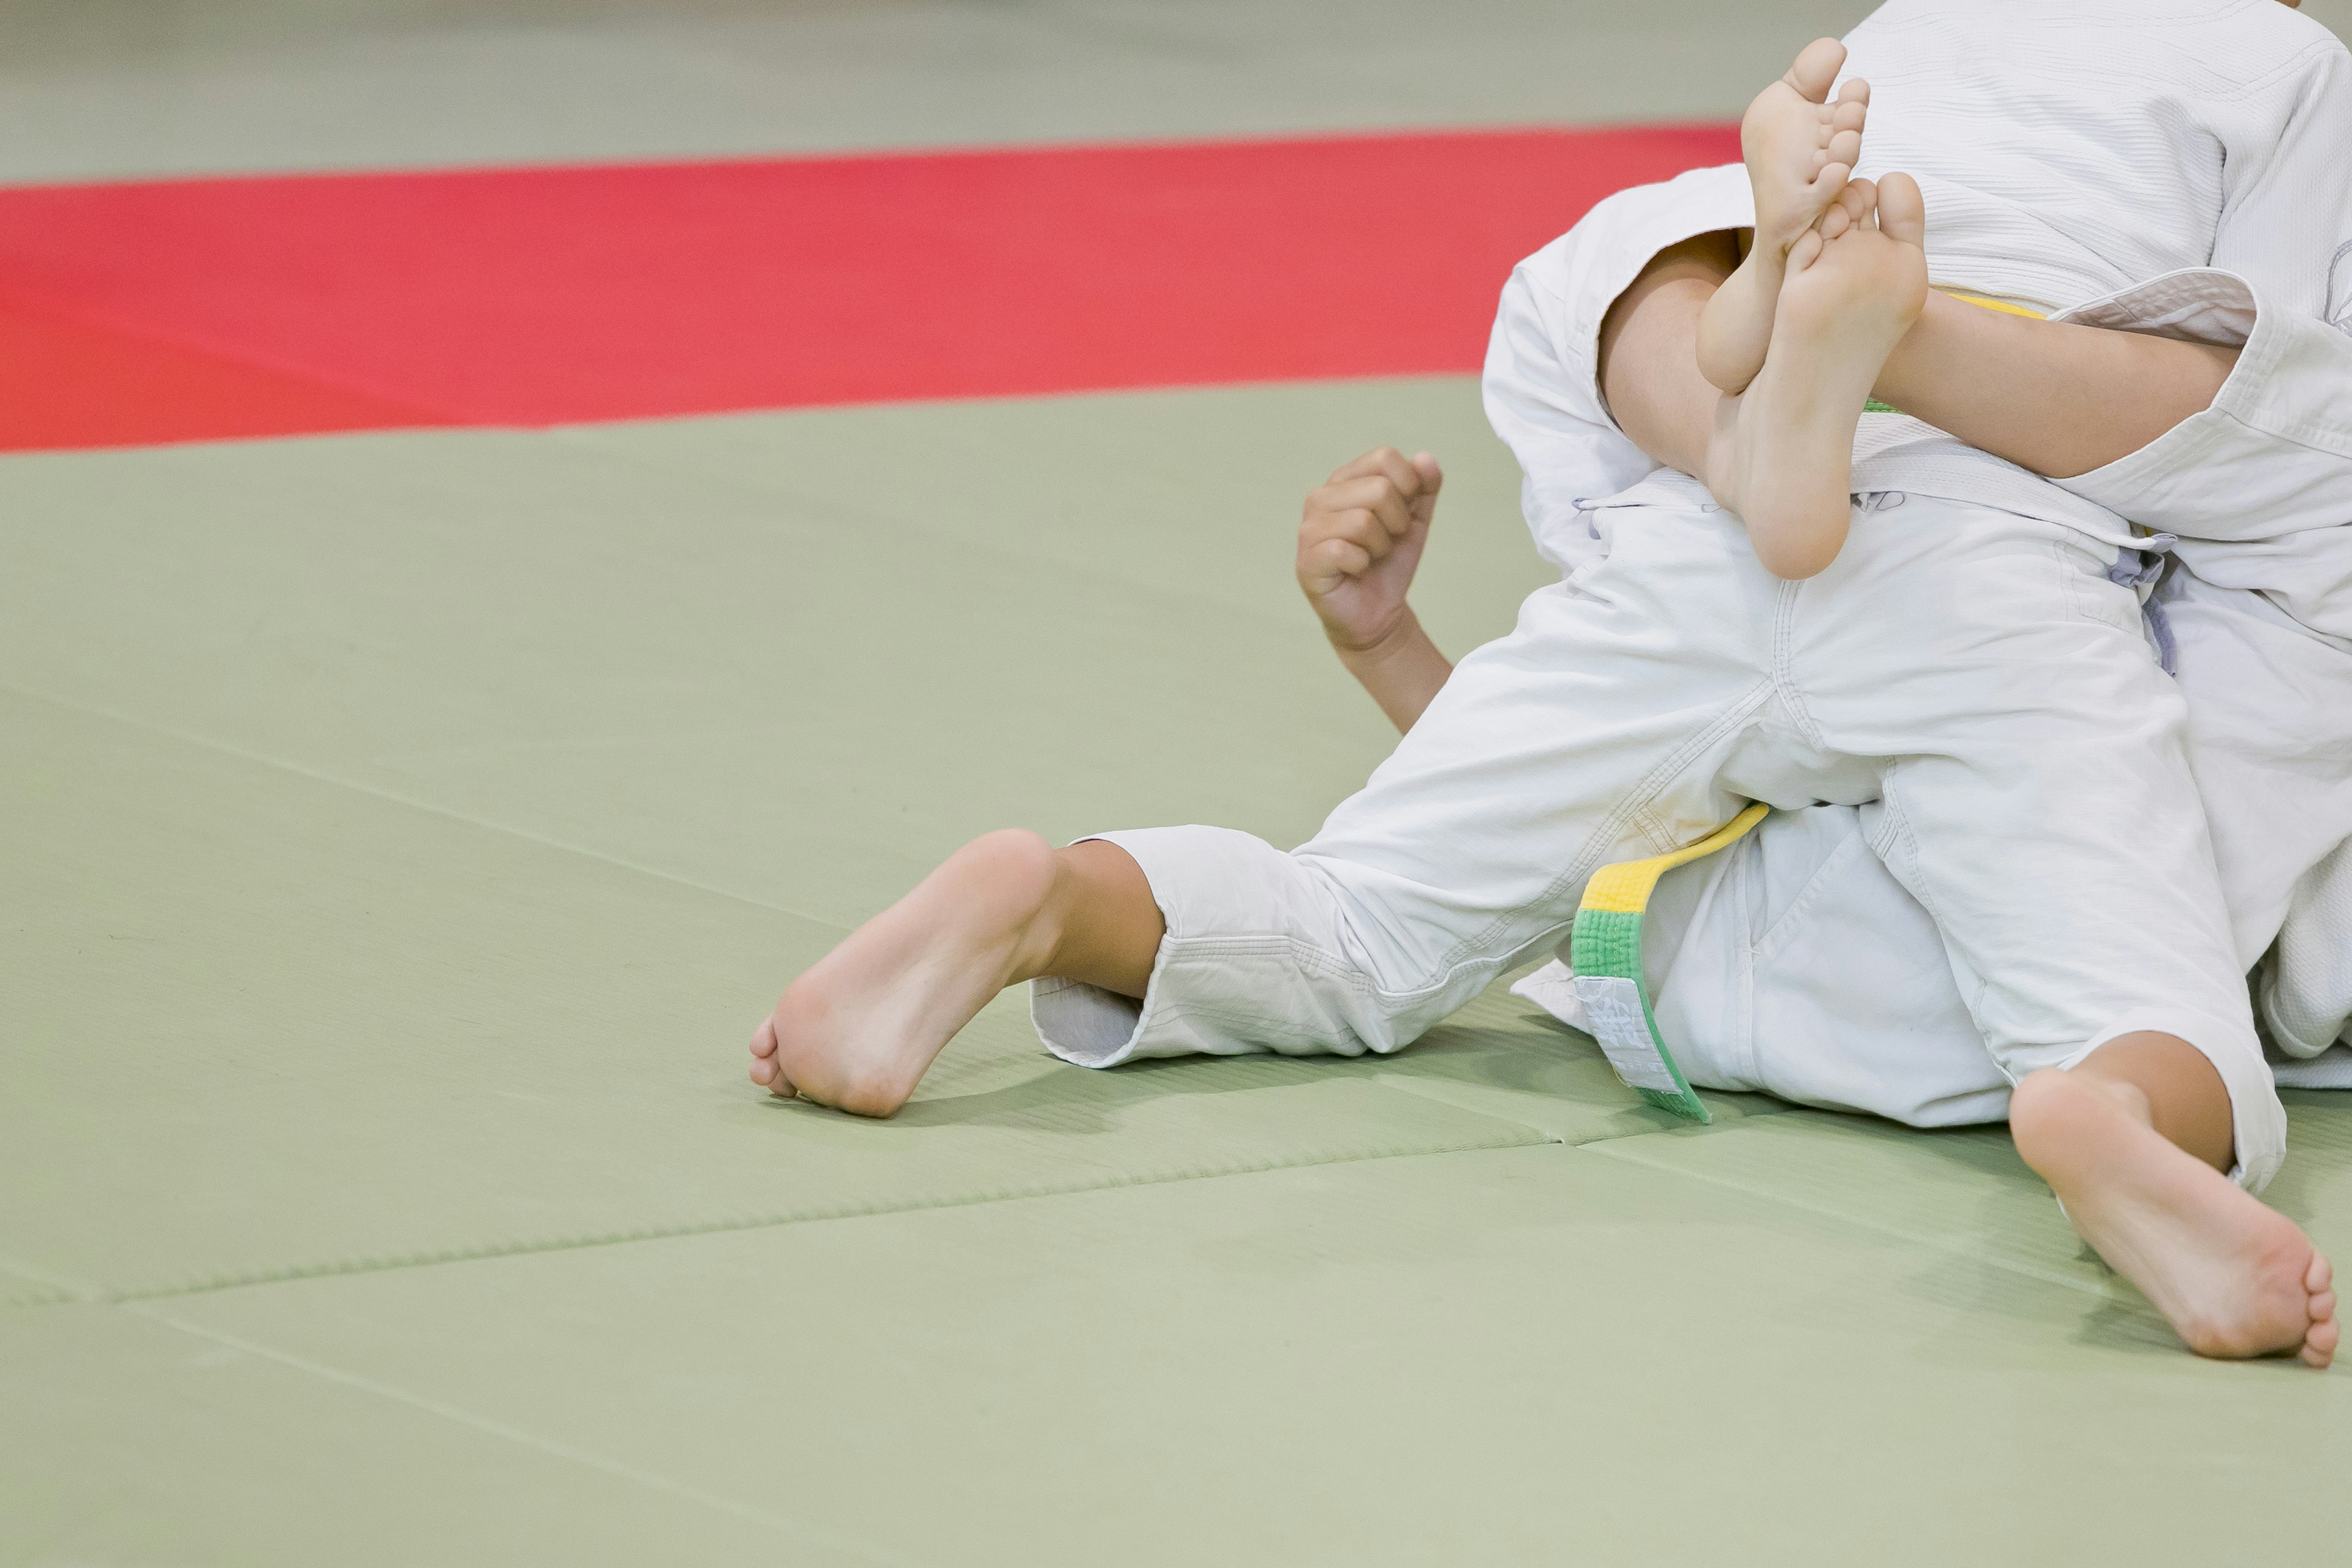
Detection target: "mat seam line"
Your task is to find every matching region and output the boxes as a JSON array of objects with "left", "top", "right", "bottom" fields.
[
  {"left": 1579, "top": 1140, "right": 2124, "bottom": 1303},
  {"left": 0, "top": 1248, "right": 93, "bottom": 1309},
  {"left": 0, "top": 676, "right": 858, "bottom": 935},
  {"left": 18, "top": 1129, "right": 1558, "bottom": 1310},
  {"left": 1373, "top": 1071, "right": 1807, "bottom": 1147},
  {"left": 122, "top": 1302, "right": 928, "bottom": 1568}
]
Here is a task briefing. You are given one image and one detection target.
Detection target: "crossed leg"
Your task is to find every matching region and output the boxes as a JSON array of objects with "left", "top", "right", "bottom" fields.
[{"left": 1593, "top": 204, "right": 2334, "bottom": 1368}]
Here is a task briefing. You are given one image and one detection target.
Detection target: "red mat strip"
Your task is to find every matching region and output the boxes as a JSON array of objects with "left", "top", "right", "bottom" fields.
[{"left": 0, "top": 126, "right": 1736, "bottom": 453}]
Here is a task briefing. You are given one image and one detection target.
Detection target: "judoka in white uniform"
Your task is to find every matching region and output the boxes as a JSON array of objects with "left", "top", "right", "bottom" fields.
[
  {"left": 1509, "top": 0, "right": 2352, "bottom": 1126},
  {"left": 1033, "top": 0, "right": 2352, "bottom": 1194}
]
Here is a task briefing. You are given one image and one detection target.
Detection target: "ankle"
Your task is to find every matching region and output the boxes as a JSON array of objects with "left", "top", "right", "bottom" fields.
[
  {"left": 1739, "top": 243, "right": 1790, "bottom": 286},
  {"left": 2068, "top": 1030, "right": 2236, "bottom": 1170},
  {"left": 1023, "top": 839, "right": 1162, "bottom": 998},
  {"left": 1005, "top": 850, "right": 1082, "bottom": 984},
  {"left": 2083, "top": 1071, "right": 2157, "bottom": 1129}
]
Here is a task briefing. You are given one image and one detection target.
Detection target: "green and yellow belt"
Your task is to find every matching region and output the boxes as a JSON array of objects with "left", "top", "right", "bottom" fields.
[{"left": 1566, "top": 802, "right": 1770, "bottom": 1123}]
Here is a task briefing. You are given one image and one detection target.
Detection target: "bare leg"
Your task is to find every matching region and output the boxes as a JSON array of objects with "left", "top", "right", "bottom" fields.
[
  {"left": 747, "top": 833, "right": 1163, "bottom": 1115},
  {"left": 1598, "top": 230, "right": 1740, "bottom": 478},
  {"left": 1873, "top": 300, "right": 2238, "bottom": 479},
  {"left": 1604, "top": 234, "right": 2239, "bottom": 487},
  {"left": 2010, "top": 1033, "right": 2337, "bottom": 1366},
  {"left": 1602, "top": 209, "right": 2336, "bottom": 1366}
]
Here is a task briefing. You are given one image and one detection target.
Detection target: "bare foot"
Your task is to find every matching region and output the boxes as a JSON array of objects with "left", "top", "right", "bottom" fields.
[
  {"left": 1696, "top": 37, "right": 1870, "bottom": 393},
  {"left": 2011, "top": 1068, "right": 2338, "bottom": 1366},
  {"left": 1708, "top": 172, "right": 1927, "bottom": 578},
  {"left": 748, "top": 829, "right": 1061, "bottom": 1117}
]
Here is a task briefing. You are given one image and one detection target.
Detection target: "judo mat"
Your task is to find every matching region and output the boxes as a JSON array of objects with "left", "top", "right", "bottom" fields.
[{"left": 9, "top": 1, "right": 2352, "bottom": 1562}]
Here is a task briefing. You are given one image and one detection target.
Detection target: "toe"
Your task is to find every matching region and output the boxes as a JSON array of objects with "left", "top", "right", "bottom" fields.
[
  {"left": 2309, "top": 1250, "right": 2334, "bottom": 1295},
  {"left": 2302, "top": 1314, "right": 2337, "bottom": 1368},
  {"left": 750, "top": 1014, "right": 778, "bottom": 1058},
  {"left": 1784, "top": 37, "right": 1847, "bottom": 102},
  {"left": 1787, "top": 228, "right": 1825, "bottom": 272},
  {"left": 1876, "top": 172, "right": 1926, "bottom": 246},
  {"left": 1827, "top": 127, "right": 1862, "bottom": 172},
  {"left": 755, "top": 1058, "right": 799, "bottom": 1099}
]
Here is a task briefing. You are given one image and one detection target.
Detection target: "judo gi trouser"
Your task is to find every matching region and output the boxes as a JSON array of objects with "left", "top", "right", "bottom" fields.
[
  {"left": 1033, "top": 488, "right": 2284, "bottom": 1188},
  {"left": 1512, "top": 569, "right": 2348, "bottom": 1189}
]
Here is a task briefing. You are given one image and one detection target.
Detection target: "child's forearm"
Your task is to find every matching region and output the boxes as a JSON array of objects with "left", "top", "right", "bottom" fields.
[
  {"left": 1874, "top": 292, "right": 2240, "bottom": 479},
  {"left": 1602, "top": 234, "right": 2244, "bottom": 487},
  {"left": 1334, "top": 608, "right": 1453, "bottom": 734}
]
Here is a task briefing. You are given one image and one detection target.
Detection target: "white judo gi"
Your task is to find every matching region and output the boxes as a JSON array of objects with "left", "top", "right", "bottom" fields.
[
  {"left": 1506, "top": 0, "right": 2352, "bottom": 1140},
  {"left": 1033, "top": 0, "right": 2352, "bottom": 1191}
]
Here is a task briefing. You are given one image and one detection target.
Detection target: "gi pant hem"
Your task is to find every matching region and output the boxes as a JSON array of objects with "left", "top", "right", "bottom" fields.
[
  {"left": 1031, "top": 827, "right": 1400, "bottom": 1069},
  {"left": 2068, "top": 1005, "right": 2286, "bottom": 1193}
]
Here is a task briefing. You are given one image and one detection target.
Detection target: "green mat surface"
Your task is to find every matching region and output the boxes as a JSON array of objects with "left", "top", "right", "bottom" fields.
[{"left": 6, "top": 372, "right": 2349, "bottom": 1563}]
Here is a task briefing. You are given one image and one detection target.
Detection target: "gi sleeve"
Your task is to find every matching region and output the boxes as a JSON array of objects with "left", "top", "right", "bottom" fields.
[
  {"left": 2046, "top": 40, "right": 2352, "bottom": 638},
  {"left": 1480, "top": 164, "right": 1752, "bottom": 575}
]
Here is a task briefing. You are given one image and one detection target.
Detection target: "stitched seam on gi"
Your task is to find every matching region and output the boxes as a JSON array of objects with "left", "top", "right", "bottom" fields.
[
  {"left": 2071, "top": 408, "right": 2233, "bottom": 510},
  {"left": 1431, "top": 677, "right": 1779, "bottom": 992},
  {"left": 1864, "top": 801, "right": 1902, "bottom": 858},
  {"left": 2056, "top": 537, "right": 2139, "bottom": 635},
  {"left": 1749, "top": 826, "right": 1869, "bottom": 962},
  {"left": 1164, "top": 933, "right": 1425, "bottom": 1009},
  {"left": 1768, "top": 578, "right": 1832, "bottom": 751},
  {"left": 1874, "top": 771, "right": 1991, "bottom": 1030},
  {"left": 1628, "top": 802, "right": 1684, "bottom": 858},
  {"left": 1165, "top": 935, "right": 1370, "bottom": 990},
  {"left": 1153, "top": 931, "right": 1519, "bottom": 1054},
  {"left": 1170, "top": 1004, "right": 1348, "bottom": 1044},
  {"left": 1144, "top": 935, "right": 1388, "bottom": 1049},
  {"left": 1731, "top": 842, "right": 1765, "bottom": 1088}
]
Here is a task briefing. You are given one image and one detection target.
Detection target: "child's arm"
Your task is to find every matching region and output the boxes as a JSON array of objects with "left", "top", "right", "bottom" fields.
[
  {"left": 1601, "top": 234, "right": 2242, "bottom": 483},
  {"left": 1875, "top": 296, "right": 2239, "bottom": 479},
  {"left": 1296, "top": 447, "right": 1453, "bottom": 733},
  {"left": 1311, "top": 240, "right": 2245, "bottom": 728}
]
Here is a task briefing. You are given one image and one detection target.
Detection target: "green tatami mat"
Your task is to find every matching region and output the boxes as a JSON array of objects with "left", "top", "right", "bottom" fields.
[
  {"left": 135, "top": 1145, "right": 2351, "bottom": 1567},
  {"left": 0, "top": 402, "right": 1473, "bottom": 930},
  {"left": 0, "top": 688, "right": 1571, "bottom": 1302},
  {"left": 1592, "top": 1090, "right": 2352, "bottom": 1298},
  {"left": 10, "top": 380, "right": 2349, "bottom": 1560},
  {"left": 1370, "top": 978, "right": 1801, "bottom": 1140},
  {"left": 2272, "top": 1092, "right": 2352, "bottom": 1257},
  {"left": 0, "top": 1305, "right": 869, "bottom": 1567},
  {"left": 565, "top": 377, "right": 1551, "bottom": 655}
]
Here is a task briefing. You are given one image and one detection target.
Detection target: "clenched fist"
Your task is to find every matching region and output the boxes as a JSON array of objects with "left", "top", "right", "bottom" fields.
[{"left": 1296, "top": 447, "right": 1444, "bottom": 654}]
